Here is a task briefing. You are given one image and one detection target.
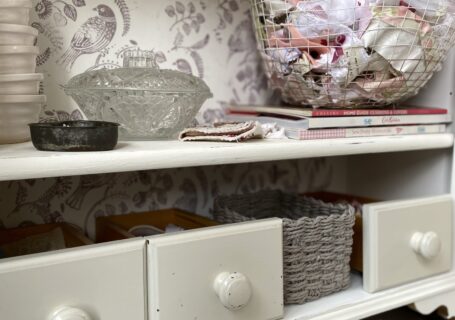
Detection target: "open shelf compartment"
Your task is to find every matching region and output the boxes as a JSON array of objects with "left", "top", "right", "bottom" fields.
[{"left": 284, "top": 272, "right": 455, "bottom": 320}]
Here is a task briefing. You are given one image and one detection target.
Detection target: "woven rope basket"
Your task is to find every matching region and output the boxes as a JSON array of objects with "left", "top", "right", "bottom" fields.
[
  {"left": 213, "top": 190, "right": 355, "bottom": 305},
  {"left": 250, "top": 0, "right": 455, "bottom": 107}
]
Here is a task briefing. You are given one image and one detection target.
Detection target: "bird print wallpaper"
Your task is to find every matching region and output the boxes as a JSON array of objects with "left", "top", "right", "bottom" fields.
[
  {"left": 32, "top": 0, "right": 274, "bottom": 123},
  {"left": 0, "top": 0, "right": 338, "bottom": 238},
  {"left": 57, "top": 4, "right": 117, "bottom": 70},
  {"left": 0, "top": 159, "right": 340, "bottom": 238}
]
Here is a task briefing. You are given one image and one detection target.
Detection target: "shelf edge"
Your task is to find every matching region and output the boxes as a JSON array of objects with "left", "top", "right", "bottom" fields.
[
  {"left": 0, "top": 134, "right": 453, "bottom": 181},
  {"left": 285, "top": 272, "right": 455, "bottom": 320}
]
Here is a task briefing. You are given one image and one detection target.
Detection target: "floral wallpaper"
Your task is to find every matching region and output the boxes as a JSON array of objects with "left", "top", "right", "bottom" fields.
[
  {"left": 32, "top": 0, "right": 274, "bottom": 123},
  {"left": 0, "top": 159, "right": 338, "bottom": 238}
]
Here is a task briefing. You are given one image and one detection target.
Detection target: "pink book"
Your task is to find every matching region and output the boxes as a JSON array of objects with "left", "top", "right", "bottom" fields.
[
  {"left": 228, "top": 105, "right": 448, "bottom": 118},
  {"left": 286, "top": 125, "right": 447, "bottom": 140}
]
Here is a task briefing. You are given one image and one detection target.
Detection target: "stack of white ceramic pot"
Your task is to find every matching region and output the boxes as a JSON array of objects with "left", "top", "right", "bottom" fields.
[{"left": 0, "top": 0, "right": 46, "bottom": 144}]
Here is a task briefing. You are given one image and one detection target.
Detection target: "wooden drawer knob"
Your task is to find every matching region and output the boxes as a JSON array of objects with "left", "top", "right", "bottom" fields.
[
  {"left": 411, "top": 232, "right": 442, "bottom": 259},
  {"left": 49, "top": 307, "right": 91, "bottom": 320},
  {"left": 213, "top": 272, "right": 252, "bottom": 311}
]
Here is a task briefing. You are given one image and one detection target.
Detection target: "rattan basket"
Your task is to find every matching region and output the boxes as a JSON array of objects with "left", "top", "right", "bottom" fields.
[
  {"left": 250, "top": 0, "right": 455, "bottom": 107},
  {"left": 213, "top": 190, "right": 355, "bottom": 305}
]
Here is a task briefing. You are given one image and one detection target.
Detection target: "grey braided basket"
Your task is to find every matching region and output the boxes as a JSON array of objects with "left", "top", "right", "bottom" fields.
[{"left": 213, "top": 190, "right": 355, "bottom": 305}]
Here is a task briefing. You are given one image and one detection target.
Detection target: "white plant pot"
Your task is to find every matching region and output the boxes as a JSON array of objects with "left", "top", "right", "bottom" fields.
[
  {"left": 0, "top": 46, "right": 39, "bottom": 74},
  {"left": 0, "top": 95, "right": 46, "bottom": 144},
  {"left": 0, "top": 24, "right": 38, "bottom": 46},
  {"left": 0, "top": 74, "right": 43, "bottom": 95},
  {"left": 0, "top": 0, "right": 32, "bottom": 25}
]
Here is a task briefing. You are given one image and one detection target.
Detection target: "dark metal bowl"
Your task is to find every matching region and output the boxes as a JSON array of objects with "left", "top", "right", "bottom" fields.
[{"left": 29, "top": 121, "right": 119, "bottom": 152}]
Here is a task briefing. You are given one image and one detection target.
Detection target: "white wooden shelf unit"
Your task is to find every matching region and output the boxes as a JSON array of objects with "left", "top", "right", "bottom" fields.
[{"left": 1, "top": 46, "right": 454, "bottom": 320}]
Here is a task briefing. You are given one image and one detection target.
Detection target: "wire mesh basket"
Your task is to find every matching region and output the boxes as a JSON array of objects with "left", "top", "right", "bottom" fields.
[
  {"left": 214, "top": 190, "right": 355, "bottom": 305},
  {"left": 250, "top": 0, "right": 455, "bottom": 108}
]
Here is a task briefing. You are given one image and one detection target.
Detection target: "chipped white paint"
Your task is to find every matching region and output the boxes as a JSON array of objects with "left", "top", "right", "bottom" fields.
[
  {"left": 147, "top": 219, "right": 283, "bottom": 320},
  {"left": 213, "top": 272, "right": 252, "bottom": 311},
  {"left": 0, "top": 239, "right": 147, "bottom": 320}
]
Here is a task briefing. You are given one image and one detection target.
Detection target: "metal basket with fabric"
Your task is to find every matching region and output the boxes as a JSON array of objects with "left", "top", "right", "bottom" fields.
[
  {"left": 250, "top": 0, "right": 455, "bottom": 107},
  {"left": 213, "top": 190, "right": 355, "bottom": 305}
]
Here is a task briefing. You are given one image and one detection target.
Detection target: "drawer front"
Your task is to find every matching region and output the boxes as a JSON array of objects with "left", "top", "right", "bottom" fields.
[
  {"left": 364, "top": 195, "right": 453, "bottom": 293},
  {"left": 0, "top": 239, "right": 146, "bottom": 320},
  {"left": 147, "top": 219, "right": 283, "bottom": 320}
]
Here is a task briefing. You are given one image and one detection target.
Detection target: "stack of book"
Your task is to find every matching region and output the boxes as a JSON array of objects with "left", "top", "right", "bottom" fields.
[{"left": 225, "top": 105, "right": 451, "bottom": 140}]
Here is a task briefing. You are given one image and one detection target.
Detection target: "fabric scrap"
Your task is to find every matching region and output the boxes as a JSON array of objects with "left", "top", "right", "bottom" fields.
[{"left": 179, "top": 122, "right": 263, "bottom": 142}]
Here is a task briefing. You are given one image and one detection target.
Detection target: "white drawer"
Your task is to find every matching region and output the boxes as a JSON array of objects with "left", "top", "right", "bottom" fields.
[
  {"left": 147, "top": 218, "right": 283, "bottom": 320},
  {"left": 0, "top": 239, "right": 146, "bottom": 320},
  {"left": 363, "top": 195, "right": 453, "bottom": 293}
]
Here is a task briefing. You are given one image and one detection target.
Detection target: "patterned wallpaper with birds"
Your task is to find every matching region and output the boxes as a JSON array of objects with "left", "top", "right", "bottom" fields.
[
  {"left": 0, "top": 0, "right": 338, "bottom": 238},
  {"left": 0, "top": 159, "right": 340, "bottom": 238},
  {"left": 58, "top": 4, "right": 117, "bottom": 70},
  {"left": 32, "top": 0, "right": 275, "bottom": 123}
]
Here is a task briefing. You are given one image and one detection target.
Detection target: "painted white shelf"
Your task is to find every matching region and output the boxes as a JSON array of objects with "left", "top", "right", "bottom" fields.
[
  {"left": 0, "top": 134, "right": 453, "bottom": 181},
  {"left": 284, "top": 272, "right": 455, "bottom": 320}
]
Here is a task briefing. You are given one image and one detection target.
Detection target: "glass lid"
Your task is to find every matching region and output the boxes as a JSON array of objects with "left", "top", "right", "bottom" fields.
[{"left": 64, "top": 49, "right": 211, "bottom": 94}]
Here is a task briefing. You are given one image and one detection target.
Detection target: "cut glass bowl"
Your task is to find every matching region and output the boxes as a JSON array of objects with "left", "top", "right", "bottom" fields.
[{"left": 64, "top": 50, "right": 213, "bottom": 140}]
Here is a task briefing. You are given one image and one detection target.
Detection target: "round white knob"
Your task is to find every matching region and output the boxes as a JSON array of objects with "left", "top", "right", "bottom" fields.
[
  {"left": 411, "top": 232, "right": 442, "bottom": 259},
  {"left": 213, "top": 272, "right": 252, "bottom": 311},
  {"left": 49, "top": 307, "right": 92, "bottom": 320}
]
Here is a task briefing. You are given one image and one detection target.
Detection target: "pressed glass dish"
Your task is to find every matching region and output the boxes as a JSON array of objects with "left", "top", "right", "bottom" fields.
[
  {"left": 0, "top": 0, "right": 32, "bottom": 25},
  {"left": 0, "top": 24, "right": 38, "bottom": 46},
  {"left": 0, "top": 46, "right": 39, "bottom": 74},
  {"left": 64, "top": 50, "right": 213, "bottom": 140},
  {"left": 0, "top": 95, "right": 46, "bottom": 144},
  {"left": 0, "top": 73, "right": 43, "bottom": 95}
]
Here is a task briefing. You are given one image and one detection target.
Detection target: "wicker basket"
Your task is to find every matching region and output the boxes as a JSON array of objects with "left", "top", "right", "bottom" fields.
[
  {"left": 214, "top": 190, "right": 355, "bottom": 305},
  {"left": 249, "top": 0, "right": 455, "bottom": 108}
]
